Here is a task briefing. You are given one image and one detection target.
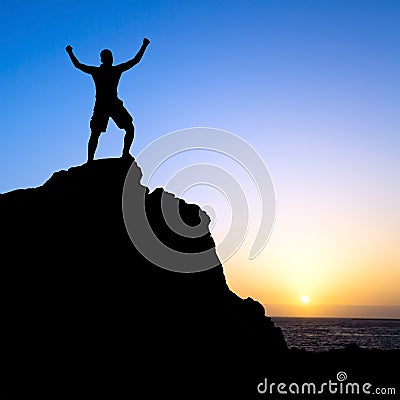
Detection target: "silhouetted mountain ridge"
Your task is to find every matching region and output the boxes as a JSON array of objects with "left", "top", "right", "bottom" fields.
[{"left": 0, "top": 157, "right": 287, "bottom": 398}]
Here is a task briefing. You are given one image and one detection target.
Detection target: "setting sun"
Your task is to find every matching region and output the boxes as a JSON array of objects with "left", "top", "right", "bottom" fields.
[{"left": 301, "top": 295, "right": 310, "bottom": 304}]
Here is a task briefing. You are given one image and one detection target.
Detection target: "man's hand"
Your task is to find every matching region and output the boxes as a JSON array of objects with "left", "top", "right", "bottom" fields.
[
  {"left": 66, "top": 45, "right": 73, "bottom": 54},
  {"left": 143, "top": 38, "right": 150, "bottom": 46}
]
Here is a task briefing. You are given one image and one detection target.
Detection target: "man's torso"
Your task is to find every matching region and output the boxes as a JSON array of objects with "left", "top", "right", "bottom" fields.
[{"left": 90, "top": 65, "right": 123, "bottom": 104}]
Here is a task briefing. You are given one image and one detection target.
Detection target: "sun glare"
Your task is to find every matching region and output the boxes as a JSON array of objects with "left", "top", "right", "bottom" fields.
[{"left": 301, "top": 295, "right": 310, "bottom": 304}]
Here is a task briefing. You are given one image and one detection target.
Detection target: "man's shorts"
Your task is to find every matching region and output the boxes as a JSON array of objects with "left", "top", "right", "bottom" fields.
[{"left": 90, "top": 99, "right": 133, "bottom": 132}]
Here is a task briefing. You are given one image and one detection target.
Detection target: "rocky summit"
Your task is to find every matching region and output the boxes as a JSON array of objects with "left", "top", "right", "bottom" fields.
[{"left": 0, "top": 157, "right": 287, "bottom": 399}]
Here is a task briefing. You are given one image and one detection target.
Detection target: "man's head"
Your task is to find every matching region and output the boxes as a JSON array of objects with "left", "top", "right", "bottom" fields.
[{"left": 100, "top": 49, "right": 113, "bottom": 66}]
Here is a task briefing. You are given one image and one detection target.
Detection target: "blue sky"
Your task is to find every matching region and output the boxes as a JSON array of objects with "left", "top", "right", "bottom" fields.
[
  {"left": 2, "top": 0, "right": 398, "bottom": 191},
  {"left": 1, "top": 0, "right": 399, "bottom": 315}
]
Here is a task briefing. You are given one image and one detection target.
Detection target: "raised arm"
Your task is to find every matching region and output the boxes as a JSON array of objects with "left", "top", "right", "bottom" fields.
[
  {"left": 66, "top": 45, "right": 95, "bottom": 74},
  {"left": 117, "top": 38, "right": 150, "bottom": 72}
]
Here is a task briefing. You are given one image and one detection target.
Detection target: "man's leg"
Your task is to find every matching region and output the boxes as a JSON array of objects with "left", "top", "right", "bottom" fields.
[
  {"left": 88, "top": 106, "right": 108, "bottom": 162},
  {"left": 122, "top": 122, "right": 135, "bottom": 158},
  {"left": 88, "top": 129, "right": 101, "bottom": 162}
]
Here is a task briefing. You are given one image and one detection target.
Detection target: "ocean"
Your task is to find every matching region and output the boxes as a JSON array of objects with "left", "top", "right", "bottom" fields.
[{"left": 271, "top": 317, "right": 400, "bottom": 352}]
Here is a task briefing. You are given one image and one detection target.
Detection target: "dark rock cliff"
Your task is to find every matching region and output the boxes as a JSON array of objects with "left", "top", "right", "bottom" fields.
[{"left": 0, "top": 157, "right": 286, "bottom": 398}]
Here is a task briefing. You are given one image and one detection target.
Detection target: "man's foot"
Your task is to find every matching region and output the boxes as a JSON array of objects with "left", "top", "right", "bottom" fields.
[{"left": 121, "top": 152, "right": 134, "bottom": 160}]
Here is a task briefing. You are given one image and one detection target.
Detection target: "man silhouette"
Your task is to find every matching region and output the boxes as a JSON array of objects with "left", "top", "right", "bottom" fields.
[{"left": 66, "top": 38, "right": 150, "bottom": 162}]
